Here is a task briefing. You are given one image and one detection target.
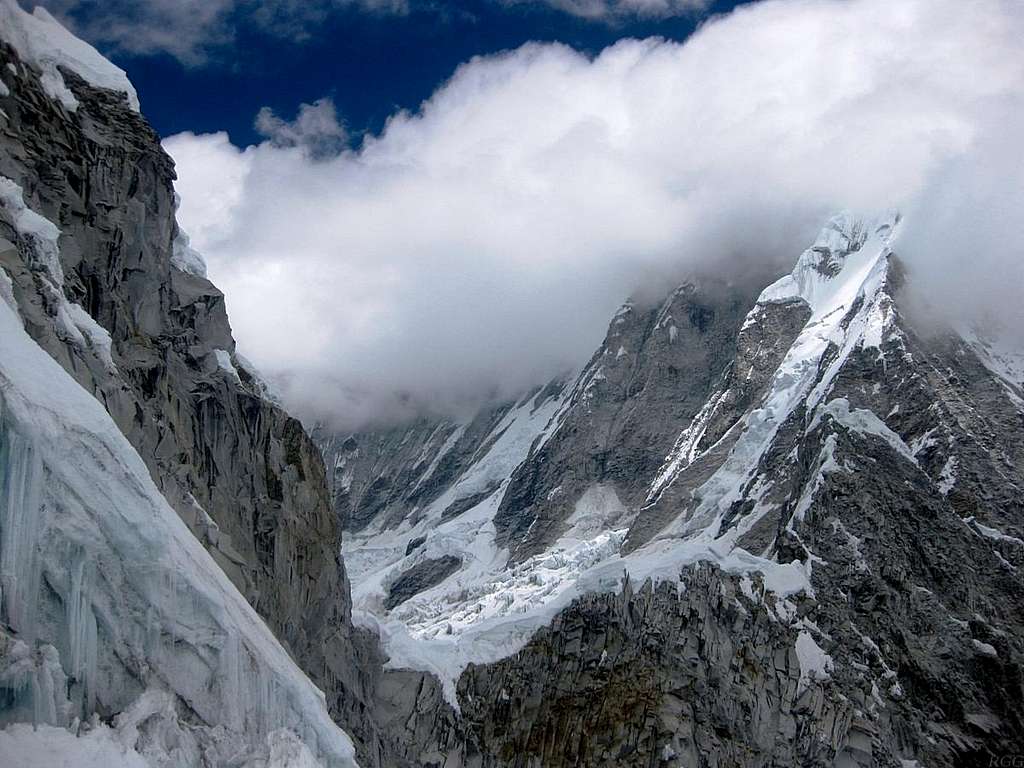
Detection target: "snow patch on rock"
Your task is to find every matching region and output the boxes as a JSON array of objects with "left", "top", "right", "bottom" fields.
[
  {"left": 0, "top": 0, "right": 139, "bottom": 112},
  {"left": 1, "top": 176, "right": 117, "bottom": 372},
  {"left": 795, "top": 630, "right": 833, "bottom": 693},
  {"left": 170, "top": 229, "right": 208, "bottom": 278},
  {"left": 214, "top": 348, "right": 241, "bottom": 382}
]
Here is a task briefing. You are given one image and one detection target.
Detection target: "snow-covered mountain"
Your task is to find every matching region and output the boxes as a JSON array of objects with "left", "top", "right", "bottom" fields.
[
  {"left": 320, "top": 212, "right": 1024, "bottom": 765},
  {"left": 0, "top": 3, "right": 369, "bottom": 765},
  {"left": 2, "top": 2, "right": 1022, "bottom": 766}
]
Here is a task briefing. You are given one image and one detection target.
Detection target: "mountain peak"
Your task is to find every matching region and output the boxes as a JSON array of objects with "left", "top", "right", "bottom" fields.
[{"left": 759, "top": 210, "right": 899, "bottom": 321}]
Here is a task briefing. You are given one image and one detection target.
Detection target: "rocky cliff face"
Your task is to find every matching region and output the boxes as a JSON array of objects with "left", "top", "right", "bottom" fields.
[
  {"left": 0, "top": 14, "right": 383, "bottom": 765},
  {"left": 323, "top": 214, "right": 1024, "bottom": 766}
]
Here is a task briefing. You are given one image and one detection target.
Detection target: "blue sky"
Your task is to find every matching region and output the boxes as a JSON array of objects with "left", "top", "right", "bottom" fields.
[{"left": 43, "top": 0, "right": 745, "bottom": 145}]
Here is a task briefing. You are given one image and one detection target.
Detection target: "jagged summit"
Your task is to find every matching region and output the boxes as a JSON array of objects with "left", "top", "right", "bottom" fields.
[
  {"left": 325, "top": 212, "right": 902, "bottom": 687},
  {"left": 760, "top": 211, "right": 898, "bottom": 314}
]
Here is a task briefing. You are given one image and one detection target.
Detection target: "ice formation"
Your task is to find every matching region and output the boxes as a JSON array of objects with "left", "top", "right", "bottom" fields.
[
  {"left": 171, "top": 229, "right": 209, "bottom": 278},
  {"left": 0, "top": 267, "right": 356, "bottom": 763}
]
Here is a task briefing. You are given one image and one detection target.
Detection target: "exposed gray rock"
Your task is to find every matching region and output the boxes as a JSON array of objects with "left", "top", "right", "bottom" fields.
[
  {"left": 386, "top": 556, "right": 463, "bottom": 611},
  {"left": 458, "top": 565, "right": 865, "bottom": 768},
  {"left": 623, "top": 294, "right": 812, "bottom": 552},
  {"left": 494, "top": 280, "right": 762, "bottom": 563}
]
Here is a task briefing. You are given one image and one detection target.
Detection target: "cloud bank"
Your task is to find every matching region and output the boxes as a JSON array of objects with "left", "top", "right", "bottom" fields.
[{"left": 165, "top": 0, "right": 1024, "bottom": 430}]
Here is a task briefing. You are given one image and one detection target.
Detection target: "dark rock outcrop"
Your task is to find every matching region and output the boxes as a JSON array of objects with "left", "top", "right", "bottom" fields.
[{"left": 386, "top": 556, "right": 463, "bottom": 610}]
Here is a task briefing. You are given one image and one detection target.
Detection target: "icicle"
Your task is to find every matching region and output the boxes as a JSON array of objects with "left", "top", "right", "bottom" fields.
[
  {"left": 0, "top": 404, "right": 44, "bottom": 643},
  {"left": 65, "top": 551, "right": 98, "bottom": 715}
]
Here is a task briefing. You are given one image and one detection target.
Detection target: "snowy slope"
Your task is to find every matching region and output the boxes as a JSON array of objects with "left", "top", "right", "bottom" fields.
[
  {"left": 0, "top": 0, "right": 139, "bottom": 112},
  {"left": 0, "top": 289, "right": 356, "bottom": 764},
  {"left": 651, "top": 212, "right": 900, "bottom": 541},
  {"left": 341, "top": 214, "right": 904, "bottom": 703}
]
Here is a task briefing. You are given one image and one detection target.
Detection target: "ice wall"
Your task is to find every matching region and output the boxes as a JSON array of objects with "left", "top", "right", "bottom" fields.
[{"left": 0, "top": 295, "right": 357, "bottom": 765}]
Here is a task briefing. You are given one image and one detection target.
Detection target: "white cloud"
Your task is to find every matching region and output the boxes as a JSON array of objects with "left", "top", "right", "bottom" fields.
[
  {"left": 506, "top": 0, "right": 709, "bottom": 21},
  {"left": 165, "top": 0, "right": 1024, "bottom": 430},
  {"left": 255, "top": 98, "right": 348, "bottom": 159}
]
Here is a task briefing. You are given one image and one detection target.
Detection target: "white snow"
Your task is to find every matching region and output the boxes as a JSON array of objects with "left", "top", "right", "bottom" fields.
[
  {"left": 645, "top": 383, "right": 732, "bottom": 505},
  {"left": 0, "top": 176, "right": 62, "bottom": 283},
  {"left": 365, "top": 520, "right": 810, "bottom": 708},
  {"left": 649, "top": 213, "right": 899, "bottom": 534},
  {"left": 937, "top": 454, "right": 958, "bottom": 494},
  {"left": 787, "top": 434, "right": 843, "bottom": 529},
  {"left": 64, "top": 302, "right": 116, "bottom": 371},
  {"left": 0, "top": 261, "right": 16, "bottom": 312},
  {"left": 795, "top": 630, "right": 833, "bottom": 693},
  {"left": 411, "top": 421, "right": 467, "bottom": 493},
  {"left": 656, "top": 212, "right": 899, "bottom": 546},
  {"left": 343, "top": 387, "right": 569, "bottom": 610},
  {"left": 0, "top": 721, "right": 150, "bottom": 768},
  {"left": 345, "top": 390, "right": 563, "bottom": 563},
  {"left": 0, "top": 295, "right": 357, "bottom": 765},
  {"left": 811, "top": 397, "right": 917, "bottom": 465},
  {"left": 170, "top": 229, "right": 208, "bottom": 278},
  {"left": 214, "top": 348, "right": 241, "bottom": 381},
  {"left": 397, "top": 493, "right": 629, "bottom": 645},
  {"left": 0, "top": 78, "right": 9, "bottom": 98},
  {"left": 0, "top": 703, "right": 328, "bottom": 768},
  {"left": 962, "top": 516, "right": 1024, "bottom": 546},
  {"left": 0, "top": 0, "right": 139, "bottom": 112}
]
